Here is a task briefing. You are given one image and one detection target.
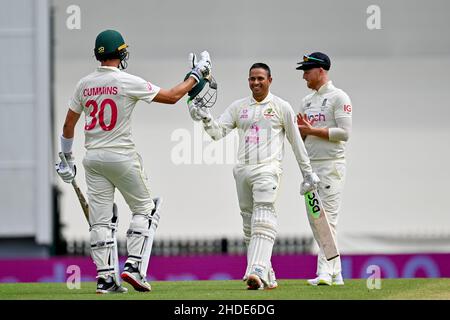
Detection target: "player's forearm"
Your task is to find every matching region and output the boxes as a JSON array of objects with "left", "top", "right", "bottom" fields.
[
  {"left": 329, "top": 127, "right": 349, "bottom": 142},
  {"left": 155, "top": 77, "right": 197, "bottom": 104},
  {"left": 172, "top": 77, "right": 197, "bottom": 102},
  {"left": 329, "top": 117, "right": 352, "bottom": 142},
  {"left": 305, "top": 127, "right": 329, "bottom": 140},
  {"left": 62, "top": 124, "right": 75, "bottom": 139},
  {"left": 203, "top": 119, "right": 226, "bottom": 141}
]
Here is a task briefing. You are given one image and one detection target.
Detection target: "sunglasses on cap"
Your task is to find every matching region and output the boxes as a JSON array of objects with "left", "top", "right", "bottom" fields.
[{"left": 303, "top": 55, "right": 325, "bottom": 63}]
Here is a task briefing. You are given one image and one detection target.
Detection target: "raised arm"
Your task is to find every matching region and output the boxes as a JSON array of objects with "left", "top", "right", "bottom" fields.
[
  {"left": 154, "top": 51, "right": 212, "bottom": 104},
  {"left": 153, "top": 77, "right": 198, "bottom": 104},
  {"left": 189, "top": 101, "right": 237, "bottom": 141}
]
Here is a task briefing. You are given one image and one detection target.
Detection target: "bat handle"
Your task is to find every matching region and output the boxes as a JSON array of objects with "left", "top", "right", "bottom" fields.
[
  {"left": 58, "top": 151, "right": 70, "bottom": 167},
  {"left": 59, "top": 152, "right": 78, "bottom": 187}
]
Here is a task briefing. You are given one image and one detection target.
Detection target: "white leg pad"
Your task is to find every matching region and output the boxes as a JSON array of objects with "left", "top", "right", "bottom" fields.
[
  {"left": 241, "top": 211, "right": 252, "bottom": 247},
  {"left": 241, "top": 211, "right": 252, "bottom": 280},
  {"left": 126, "top": 197, "right": 162, "bottom": 278},
  {"left": 246, "top": 203, "right": 277, "bottom": 285},
  {"left": 90, "top": 217, "right": 120, "bottom": 284}
]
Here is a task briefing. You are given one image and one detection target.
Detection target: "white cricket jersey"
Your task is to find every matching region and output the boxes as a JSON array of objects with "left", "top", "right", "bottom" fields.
[
  {"left": 69, "top": 66, "right": 160, "bottom": 155},
  {"left": 204, "top": 92, "right": 312, "bottom": 174},
  {"left": 299, "top": 81, "right": 352, "bottom": 160}
]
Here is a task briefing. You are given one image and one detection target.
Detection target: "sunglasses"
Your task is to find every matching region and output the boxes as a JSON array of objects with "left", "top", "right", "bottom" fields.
[{"left": 303, "top": 55, "right": 325, "bottom": 63}]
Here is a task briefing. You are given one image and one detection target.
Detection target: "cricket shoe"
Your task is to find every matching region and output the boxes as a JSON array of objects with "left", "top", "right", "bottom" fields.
[
  {"left": 246, "top": 274, "right": 265, "bottom": 290},
  {"left": 266, "top": 268, "right": 278, "bottom": 290},
  {"left": 306, "top": 274, "right": 332, "bottom": 286},
  {"left": 332, "top": 273, "right": 345, "bottom": 286},
  {"left": 96, "top": 275, "right": 128, "bottom": 294},
  {"left": 244, "top": 268, "right": 278, "bottom": 290},
  {"left": 121, "top": 262, "right": 151, "bottom": 292}
]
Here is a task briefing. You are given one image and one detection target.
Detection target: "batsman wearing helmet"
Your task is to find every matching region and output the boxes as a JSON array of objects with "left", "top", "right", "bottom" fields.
[
  {"left": 55, "top": 29, "right": 212, "bottom": 293},
  {"left": 189, "top": 63, "right": 319, "bottom": 290},
  {"left": 296, "top": 52, "right": 352, "bottom": 286}
]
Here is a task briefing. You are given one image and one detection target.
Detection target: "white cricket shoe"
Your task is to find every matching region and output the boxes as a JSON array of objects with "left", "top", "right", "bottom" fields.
[
  {"left": 244, "top": 268, "right": 278, "bottom": 290},
  {"left": 266, "top": 267, "right": 278, "bottom": 290},
  {"left": 306, "top": 273, "right": 332, "bottom": 286},
  {"left": 246, "top": 274, "right": 265, "bottom": 290},
  {"left": 332, "top": 273, "right": 345, "bottom": 286},
  {"left": 121, "top": 262, "right": 151, "bottom": 292}
]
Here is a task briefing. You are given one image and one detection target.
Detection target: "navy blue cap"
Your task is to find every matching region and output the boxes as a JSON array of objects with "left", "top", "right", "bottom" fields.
[{"left": 296, "top": 52, "right": 331, "bottom": 71}]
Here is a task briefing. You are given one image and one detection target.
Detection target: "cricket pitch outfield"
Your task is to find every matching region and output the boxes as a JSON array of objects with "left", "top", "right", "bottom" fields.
[{"left": 0, "top": 278, "right": 449, "bottom": 300}]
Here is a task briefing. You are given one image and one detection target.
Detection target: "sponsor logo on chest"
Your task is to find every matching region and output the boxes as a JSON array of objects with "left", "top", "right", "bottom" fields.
[
  {"left": 240, "top": 108, "right": 249, "bottom": 119},
  {"left": 307, "top": 113, "right": 326, "bottom": 122},
  {"left": 263, "top": 107, "right": 275, "bottom": 119}
]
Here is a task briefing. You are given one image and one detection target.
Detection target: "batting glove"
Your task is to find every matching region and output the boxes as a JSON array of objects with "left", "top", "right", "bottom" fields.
[
  {"left": 55, "top": 153, "right": 77, "bottom": 184},
  {"left": 188, "top": 51, "right": 212, "bottom": 83},
  {"left": 188, "top": 52, "right": 198, "bottom": 69},
  {"left": 300, "top": 172, "right": 320, "bottom": 195},
  {"left": 187, "top": 99, "right": 203, "bottom": 121},
  {"left": 198, "top": 107, "right": 212, "bottom": 123}
]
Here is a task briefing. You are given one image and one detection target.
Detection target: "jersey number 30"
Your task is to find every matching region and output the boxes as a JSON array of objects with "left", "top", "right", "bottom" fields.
[{"left": 85, "top": 99, "right": 118, "bottom": 131}]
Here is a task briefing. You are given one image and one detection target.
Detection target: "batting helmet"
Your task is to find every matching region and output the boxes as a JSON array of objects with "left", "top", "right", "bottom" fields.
[
  {"left": 185, "top": 74, "right": 218, "bottom": 108},
  {"left": 94, "top": 30, "right": 129, "bottom": 69}
]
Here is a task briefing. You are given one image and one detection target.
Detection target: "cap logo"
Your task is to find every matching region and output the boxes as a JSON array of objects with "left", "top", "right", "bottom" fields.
[{"left": 98, "top": 47, "right": 105, "bottom": 53}]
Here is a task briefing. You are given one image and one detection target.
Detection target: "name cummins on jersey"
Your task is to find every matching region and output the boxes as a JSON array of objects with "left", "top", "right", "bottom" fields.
[{"left": 69, "top": 66, "right": 160, "bottom": 154}]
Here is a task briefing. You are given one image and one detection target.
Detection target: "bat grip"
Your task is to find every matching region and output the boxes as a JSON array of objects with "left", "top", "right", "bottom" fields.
[
  {"left": 59, "top": 152, "right": 77, "bottom": 185},
  {"left": 58, "top": 152, "right": 69, "bottom": 167}
]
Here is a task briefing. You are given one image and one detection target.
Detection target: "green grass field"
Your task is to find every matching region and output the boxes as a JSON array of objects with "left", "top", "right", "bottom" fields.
[{"left": 0, "top": 278, "right": 449, "bottom": 300}]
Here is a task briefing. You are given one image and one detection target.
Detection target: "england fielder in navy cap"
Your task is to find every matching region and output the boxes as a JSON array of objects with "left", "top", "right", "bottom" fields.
[{"left": 296, "top": 52, "right": 353, "bottom": 286}]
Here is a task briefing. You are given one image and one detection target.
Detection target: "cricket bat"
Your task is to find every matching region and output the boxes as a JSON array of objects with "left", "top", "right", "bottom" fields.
[
  {"left": 304, "top": 189, "right": 339, "bottom": 261},
  {"left": 59, "top": 152, "right": 90, "bottom": 224},
  {"left": 59, "top": 152, "right": 118, "bottom": 227}
]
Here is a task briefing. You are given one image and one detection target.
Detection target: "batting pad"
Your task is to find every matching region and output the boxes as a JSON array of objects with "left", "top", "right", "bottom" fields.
[
  {"left": 90, "top": 223, "right": 119, "bottom": 282},
  {"left": 246, "top": 204, "right": 277, "bottom": 284},
  {"left": 126, "top": 197, "right": 162, "bottom": 278}
]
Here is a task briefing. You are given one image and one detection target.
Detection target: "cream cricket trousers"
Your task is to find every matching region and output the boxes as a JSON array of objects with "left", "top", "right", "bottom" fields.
[
  {"left": 233, "top": 163, "right": 283, "bottom": 215},
  {"left": 233, "top": 163, "right": 282, "bottom": 281},
  {"left": 82, "top": 150, "right": 155, "bottom": 226},
  {"left": 310, "top": 158, "right": 346, "bottom": 277}
]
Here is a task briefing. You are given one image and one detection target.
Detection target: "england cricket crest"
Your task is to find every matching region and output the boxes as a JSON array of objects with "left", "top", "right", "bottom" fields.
[{"left": 305, "top": 190, "right": 339, "bottom": 261}]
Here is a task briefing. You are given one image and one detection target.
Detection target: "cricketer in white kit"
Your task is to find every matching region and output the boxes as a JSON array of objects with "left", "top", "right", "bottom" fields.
[
  {"left": 189, "top": 63, "right": 320, "bottom": 290},
  {"left": 296, "top": 52, "right": 352, "bottom": 286},
  {"left": 55, "top": 30, "right": 212, "bottom": 293}
]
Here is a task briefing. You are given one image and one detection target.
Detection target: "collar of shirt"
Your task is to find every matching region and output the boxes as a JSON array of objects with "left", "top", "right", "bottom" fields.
[
  {"left": 316, "top": 81, "right": 335, "bottom": 95},
  {"left": 97, "top": 66, "right": 121, "bottom": 72},
  {"left": 249, "top": 92, "right": 274, "bottom": 106}
]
